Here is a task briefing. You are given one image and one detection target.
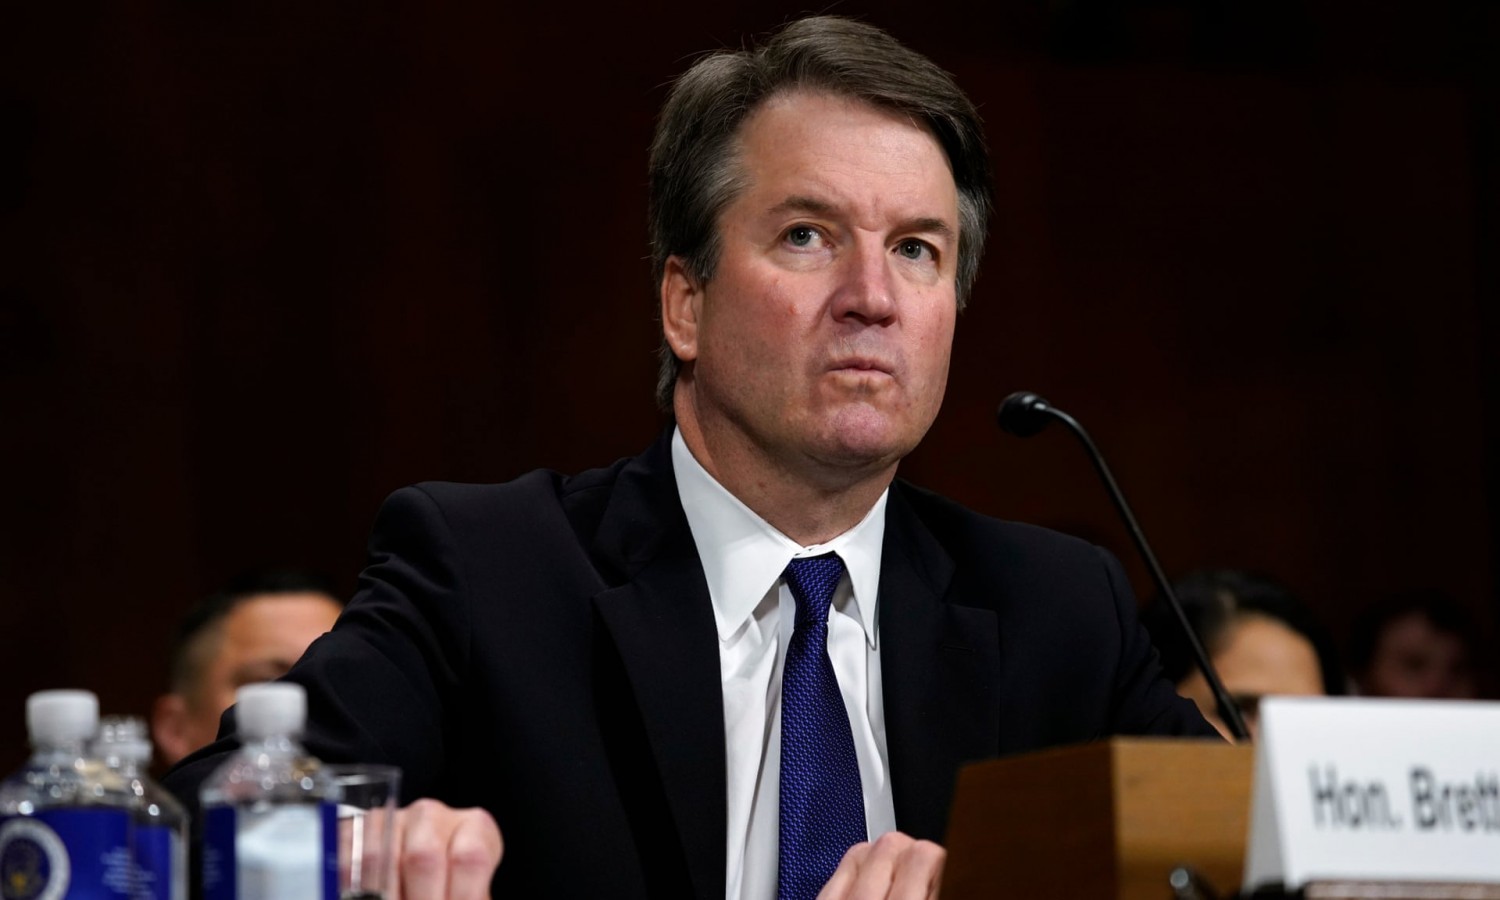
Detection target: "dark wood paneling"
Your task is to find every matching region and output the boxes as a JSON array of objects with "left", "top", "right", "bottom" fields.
[{"left": 1, "top": 2, "right": 1494, "bottom": 773}]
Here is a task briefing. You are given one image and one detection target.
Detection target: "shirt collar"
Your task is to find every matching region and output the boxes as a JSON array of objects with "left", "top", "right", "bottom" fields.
[{"left": 672, "top": 427, "right": 886, "bottom": 647}]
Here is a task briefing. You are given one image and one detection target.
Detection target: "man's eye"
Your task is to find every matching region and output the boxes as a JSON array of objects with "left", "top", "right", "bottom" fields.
[
  {"left": 897, "top": 239, "right": 931, "bottom": 261},
  {"left": 786, "top": 226, "right": 817, "bottom": 247}
]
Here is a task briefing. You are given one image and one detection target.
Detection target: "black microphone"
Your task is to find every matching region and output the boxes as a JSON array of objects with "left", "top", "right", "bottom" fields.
[{"left": 996, "top": 391, "right": 1251, "bottom": 742}]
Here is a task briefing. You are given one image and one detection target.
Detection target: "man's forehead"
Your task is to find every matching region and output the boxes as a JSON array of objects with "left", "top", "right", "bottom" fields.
[
  {"left": 740, "top": 88, "right": 946, "bottom": 150},
  {"left": 730, "top": 92, "right": 958, "bottom": 225}
]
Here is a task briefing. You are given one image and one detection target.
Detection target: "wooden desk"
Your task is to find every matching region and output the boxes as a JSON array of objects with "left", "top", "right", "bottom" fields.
[{"left": 944, "top": 738, "right": 1254, "bottom": 899}]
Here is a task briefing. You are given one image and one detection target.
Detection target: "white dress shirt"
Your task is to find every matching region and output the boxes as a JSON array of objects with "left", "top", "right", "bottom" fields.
[{"left": 671, "top": 428, "right": 897, "bottom": 900}]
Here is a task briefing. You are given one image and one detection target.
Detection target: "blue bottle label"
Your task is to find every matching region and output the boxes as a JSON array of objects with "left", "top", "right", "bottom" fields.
[
  {"left": 322, "top": 804, "right": 337, "bottom": 900},
  {"left": 0, "top": 809, "right": 133, "bottom": 899},
  {"left": 132, "top": 824, "right": 182, "bottom": 900},
  {"left": 201, "top": 807, "right": 235, "bottom": 900},
  {"left": 202, "top": 804, "right": 338, "bottom": 900},
  {"left": 322, "top": 802, "right": 337, "bottom": 900}
]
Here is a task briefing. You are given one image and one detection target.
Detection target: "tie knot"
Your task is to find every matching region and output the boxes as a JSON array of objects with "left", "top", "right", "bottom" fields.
[{"left": 782, "top": 553, "right": 846, "bottom": 627}]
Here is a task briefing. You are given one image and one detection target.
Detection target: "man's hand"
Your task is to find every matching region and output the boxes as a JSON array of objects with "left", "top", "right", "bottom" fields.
[
  {"left": 389, "top": 798, "right": 503, "bottom": 900},
  {"left": 817, "top": 831, "right": 946, "bottom": 900}
]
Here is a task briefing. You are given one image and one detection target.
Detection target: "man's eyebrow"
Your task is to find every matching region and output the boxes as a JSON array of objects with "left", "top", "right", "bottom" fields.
[
  {"left": 766, "top": 197, "right": 958, "bottom": 242},
  {"left": 766, "top": 195, "right": 839, "bottom": 218},
  {"left": 900, "top": 217, "right": 957, "bottom": 243}
]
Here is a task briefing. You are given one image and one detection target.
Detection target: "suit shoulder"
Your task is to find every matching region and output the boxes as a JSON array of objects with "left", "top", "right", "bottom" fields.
[{"left": 382, "top": 454, "right": 633, "bottom": 542}]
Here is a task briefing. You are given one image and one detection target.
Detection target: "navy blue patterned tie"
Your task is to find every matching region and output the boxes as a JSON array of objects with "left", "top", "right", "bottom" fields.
[{"left": 778, "top": 552, "right": 867, "bottom": 900}]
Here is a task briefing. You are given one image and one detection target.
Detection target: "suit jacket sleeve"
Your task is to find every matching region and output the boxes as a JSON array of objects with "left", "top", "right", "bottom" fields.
[{"left": 1093, "top": 544, "right": 1218, "bottom": 737}]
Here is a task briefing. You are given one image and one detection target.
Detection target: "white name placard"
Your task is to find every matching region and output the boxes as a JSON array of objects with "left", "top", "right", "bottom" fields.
[{"left": 1244, "top": 696, "right": 1500, "bottom": 891}]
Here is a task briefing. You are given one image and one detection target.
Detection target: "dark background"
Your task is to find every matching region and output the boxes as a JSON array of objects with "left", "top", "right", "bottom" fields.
[{"left": 3, "top": 1, "right": 1496, "bottom": 773}]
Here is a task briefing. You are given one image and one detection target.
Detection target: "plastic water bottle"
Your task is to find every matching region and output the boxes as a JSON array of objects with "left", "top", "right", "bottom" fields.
[
  {"left": 199, "top": 682, "right": 339, "bottom": 899},
  {"left": 0, "top": 689, "right": 137, "bottom": 898},
  {"left": 93, "top": 716, "right": 188, "bottom": 900}
]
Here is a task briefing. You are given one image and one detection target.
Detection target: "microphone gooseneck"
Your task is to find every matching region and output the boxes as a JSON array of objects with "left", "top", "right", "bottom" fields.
[{"left": 994, "top": 391, "right": 1251, "bottom": 742}]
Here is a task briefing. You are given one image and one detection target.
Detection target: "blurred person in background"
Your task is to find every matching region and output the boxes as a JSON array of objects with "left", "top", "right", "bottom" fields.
[
  {"left": 1347, "top": 591, "right": 1482, "bottom": 699},
  {"left": 1142, "top": 569, "right": 1346, "bottom": 740},
  {"left": 151, "top": 569, "right": 343, "bottom": 766}
]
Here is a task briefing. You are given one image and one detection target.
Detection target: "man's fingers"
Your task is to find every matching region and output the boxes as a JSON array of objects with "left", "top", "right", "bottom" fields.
[
  {"left": 887, "top": 839, "right": 945, "bottom": 900},
  {"left": 384, "top": 799, "right": 503, "bottom": 900},
  {"left": 444, "top": 809, "right": 504, "bottom": 900},
  {"left": 388, "top": 804, "right": 408, "bottom": 900},
  {"left": 398, "top": 799, "right": 452, "bottom": 900},
  {"left": 844, "top": 832, "right": 905, "bottom": 899},
  {"left": 818, "top": 841, "right": 872, "bottom": 898},
  {"left": 818, "top": 832, "right": 946, "bottom": 900}
]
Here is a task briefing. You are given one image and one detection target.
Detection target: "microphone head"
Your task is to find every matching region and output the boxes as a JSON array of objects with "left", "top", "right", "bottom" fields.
[{"left": 996, "top": 391, "right": 1054, "bottom": 437}]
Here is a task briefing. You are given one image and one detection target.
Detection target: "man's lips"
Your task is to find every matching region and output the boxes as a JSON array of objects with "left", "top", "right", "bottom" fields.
[{"left": 827, "top": 357, "right": 895, "bottom": 376}]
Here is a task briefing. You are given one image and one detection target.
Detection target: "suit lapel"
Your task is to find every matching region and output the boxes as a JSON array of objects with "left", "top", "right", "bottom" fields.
[
  {"left": 590, "top": 434, "right": 727, "bottom": 899},
  {"left": 582, "top": 441, "right": 1002, "bottom": 888},
  {"left": 878, "top": 484, "right": 1002, "bottom": 841}
]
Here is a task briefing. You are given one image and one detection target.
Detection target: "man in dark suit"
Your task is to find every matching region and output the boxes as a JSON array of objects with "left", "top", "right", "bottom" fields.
[{"left": 168, "top": 16, "right": 1216, "bottom": 900}]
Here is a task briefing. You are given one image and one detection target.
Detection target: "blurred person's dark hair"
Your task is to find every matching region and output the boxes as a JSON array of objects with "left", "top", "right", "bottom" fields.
[
  {"left": 166, "top": 568, "right": 339, "bottom": 696},
  {"left": 153, "top": 568, "right": 344, "bottom": 767},
  {"left": 1143, "top": 568, "right": 1347, "bottom": 696}
]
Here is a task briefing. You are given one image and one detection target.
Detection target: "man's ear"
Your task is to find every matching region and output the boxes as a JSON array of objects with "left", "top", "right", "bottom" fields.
[
  {"left": 151, "top": 693, "right": 196, "bottom": 768},
  {"left": 661, "top": 256, "right": 702, "bottom": 363}
]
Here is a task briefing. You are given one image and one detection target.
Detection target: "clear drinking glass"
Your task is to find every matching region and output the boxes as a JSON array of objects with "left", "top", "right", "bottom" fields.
[{"left": 329, "top": 764, "right": 402, "bottom": 900}]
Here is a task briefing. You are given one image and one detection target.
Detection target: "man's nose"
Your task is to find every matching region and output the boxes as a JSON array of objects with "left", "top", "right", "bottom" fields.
[{"left": 832, "top": 240, "right": 898, "bottom": 325}]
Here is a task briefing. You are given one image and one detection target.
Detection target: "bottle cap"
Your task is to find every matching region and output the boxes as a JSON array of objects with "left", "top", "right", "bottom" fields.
[
  {"left": 96, "top": 715, "right": 146, "bottom": 744},
  {"left": 106, "top": 738, "right": 153, "bottom": 765},
  {"left": 27, "top": 690, "right": 100, "bottom": 746},
  {"left": 94, "top": 715, "right": 153, "bottom": 765},
  {"left": 236, "top": 682, "right": 307, "bottom": 740}
]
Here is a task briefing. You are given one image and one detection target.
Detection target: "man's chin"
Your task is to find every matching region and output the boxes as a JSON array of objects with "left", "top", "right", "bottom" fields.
[{"left": 809, "top": 415, "right": 923, "bottom": 473}]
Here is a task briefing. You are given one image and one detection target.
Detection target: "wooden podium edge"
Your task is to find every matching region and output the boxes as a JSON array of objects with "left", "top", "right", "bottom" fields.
[{"left": 943, "top": 737, "right": 1252, "bottom": 900}]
